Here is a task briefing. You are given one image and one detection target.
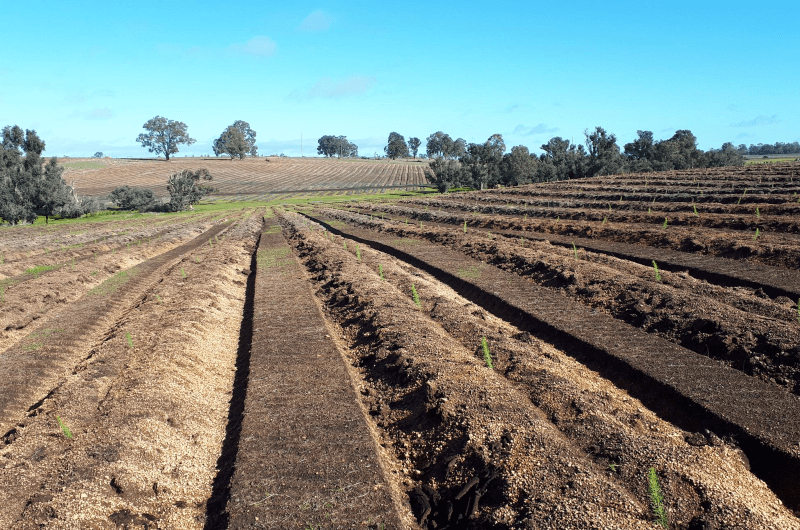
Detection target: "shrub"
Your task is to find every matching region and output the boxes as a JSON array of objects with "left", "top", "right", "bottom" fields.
[{"left": 109, "top": 185, "right": 158, "bottom": 211}]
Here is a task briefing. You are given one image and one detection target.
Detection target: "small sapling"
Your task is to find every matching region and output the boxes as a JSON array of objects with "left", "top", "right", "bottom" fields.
[
  {"left": 652, "top": 260, "right": 661, "bottom": 282},
  {"left": 411, "top": 284, "right": 421, "bottom": 308},
  {"left": 481, "top": 336, "right": 494, "bottom": 369}
]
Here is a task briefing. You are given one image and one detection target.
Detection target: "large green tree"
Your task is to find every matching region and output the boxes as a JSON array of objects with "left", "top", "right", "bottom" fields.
[
  {"left": 384, "top": 132, "right": 409, "bottom": 159},
  {"left": 136, "top": 116, "right": 196, "bottom": 161},
  {"left": 585, "top": 126, "right": 626, "bottom": 177},
  {"left": 317, "top": 135, "right": 357, "bottom": 158},
  {"left": 213, "top": 120, "right": 257, "bottom": 159},
  {"left": 408, "top": 137, "right": 421, "bottom": 158},
  {"left": 500, "top": 145, "right": 537, "bottom": 185}
]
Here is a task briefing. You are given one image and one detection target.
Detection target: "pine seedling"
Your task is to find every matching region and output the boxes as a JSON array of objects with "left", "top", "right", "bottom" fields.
[
  {"left": 463, "top": 220, "right": 467, "bottom": 233},
  {"left": 481, "top": 336, "right": 494, "bottom": 369},
  {"left": 572, "top": 242, "right": 578, "bottom": 260},
  {"left": 523, "top": 213, "right": 527, "bottom": 220},
  {"left": 420, "top": 220, "right": 423, "bottom": 228},
  {"left": 343, "top": 240, "right": 347, "bottom": 250},
  {"left": 619, "top": 195, "right": 623, "bottom": 203},
  {"left": 519, "top": 237, "right": 524, "bottom": 245},
  {"left": 556, "top": 216, "right": 560, "bottom": 221},
  {"left": 693, "top": 204, "right": 698, "bottom": 216},
  {"left": 755, "top": 206, "right": 760, "bottom": 218},
  {"left": 56, "top": 416, "right": 73, "bottom": 439},
  {"left": 648, "top": 207, "right": 651, "bottom": 214},
  {"left": 602, "top": 217, "right": 607, "bottom": 225},
  {"left": 652, "top": 260, "right": 661, "bottom": 282},
  {"left": 753, "top": 228, "right": 760, "bottom": 240},
  {"left": 156, "top": 294, "right": 162, "bottom": 304},
  {"left": 181, "top": 268, "right": 187, "bottom": 278},
  {"left": 647, "top": 468, "right": 669, "bottom": 529},
  {"left": 411, "top": 284, "right": 421, "bottom": 308},
  {"left": 608, "top": 203, "right": 612, "bottom": 211},
  {"left": 662, "top": 217, "right": 668, "bottom": 230},
  {"left": 126, "top": 332, "right": 134, "bottom": 348},
  {"left": 195, "top": 255, "right": 200, "bottom": 263},
  {"left": 738, "top": 188, "right": 748, "bottom": 204},
  {"left": 796, "top": 298, "right": 799, "bottom": 324},
  {"left": 378, "top": 264, "right": 385, "bottom": 280},
  {"left": 356, "top": 245, "right": 361, "bottom": 262}
]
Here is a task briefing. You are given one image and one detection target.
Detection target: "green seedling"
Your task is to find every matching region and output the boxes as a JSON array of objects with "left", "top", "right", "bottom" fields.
[
  {"left": 753, "top": 227, "right": 760, "bottom": 240},
  {"left": 463, "top": 220, "right": 467, "bottom": 233},
  {"left": 738, "top": 188, "right": 747, "bottom": 204},
  {"left": 609, "top": 463, "right": 618, "bottom": 472},
  {"left": 652, "top": 260, "right": 661, "bottom": 282},
  {"left": 125, "top": 332, "right": 134, "bottom": 348},
  {"left": 343, "top": 239, "right": 347, "bottom": 250},
  {"left": 405, "top": 218, "right": 409, "bottom": 224},
  {"left": 481, "top": 336, "right": 494, "bottom": 369},
  {"left": 662, "top": 217, "right": 668, "bottom": 230},
  {"left": 420, "top": 220, "right": 423, "bottom": 228},
  {"left": 556, "top": 216, "right": 560, "bottom": 221},
  {"left": 608, "top": 203, "right": 612, "bottom": 211},
  {"left": 797, "top": 298, "right": 799, "bottom": 324},
  {"left": 693, "top": 204, "right": 698, "bottom": 216},
  {"left": 648, "top": 207, "right": 651, "bottom": 214},
  {"left": 519, "top": 237, "right": 524, "bottom": 245},
  {"left": 0, "top": 253, "right": 4, "bottom": 264},
  {"left": 411, "top": 284, "right": 421, "bottom": 308},
  {"left": 56, "top": 416, "right": 73, "bottom": 439},
  {"left": 647, "top": 468, "right": 669, "bottom": 528},
  {"left": 601, "top": 217, "right": 607, "bottom": 225},
  {"left": 523, "top": 213, "right": 527, "bottom": 220},
  {"left": 572, "top": 242, "right": 578, "bottom": 260},
  {"left": 755, "top": 206, "right": 760, "bottom": 218},
  {"left": 356, "top": 245, "right": 361, "bottom": 262},
  {"left": 378, "top": 264, "right": 385, "bottom": 280},
  {"left": 156, "top": 294, "right": 162, "bottom": 304},
  {"left": 195, "top": 255, "right": 200, "bottom": 263},
  {"left": 181, "top": 268, "right": 187, "bottom": 278},
  {"left": 71, "top": 258, "right": 76, "bottom": 269}
]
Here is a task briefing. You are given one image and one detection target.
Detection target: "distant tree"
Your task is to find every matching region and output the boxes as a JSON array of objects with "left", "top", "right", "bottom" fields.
[
  {"left": 408, "top": 137, "right": 421, "bottom": 158},
  {"left": 536, "top": 137, "right": 587, "bottom": 181},
  {"left": 166, "top": 168, "right": 215, "bottom": 212},
  {"left": 460, "top": 134, "right": 506, "bottom": 190},
  {"left": 585, "top": 126, "right": 626, "bottom": 177},
  {"left": 500, "top": 145, "right": 537, "bottom": 185},
  {"left": 706, "top": 142, "right": 745, "bottom": 167},
  {"left": 623, "top": 131, "right": 655, "bottom": 172},
  {"left": 317, "top": 135, "right": 357, "bottom": 158},
  {"left": 213, "top": 120, "right": 257, "bottom": 159},
  {"left": 425, "top": 159, "right": 466, "bottom": 193},
  {"left": 135, "top": 116, "right": 196, "bottom": 161},
  {"left": 93, "top": 151, "right": 104, "bottom": 158},
  {"left": 109, "top": 185, "right": 158, "bottom": 211},
  {"left": 384, "top": 132, "right": 409, "bottom": 159}
]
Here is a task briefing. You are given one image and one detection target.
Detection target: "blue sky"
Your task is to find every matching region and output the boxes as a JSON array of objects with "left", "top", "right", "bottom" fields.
[{"left": 2, "top": 0, "right": 798, "bottom": 158}]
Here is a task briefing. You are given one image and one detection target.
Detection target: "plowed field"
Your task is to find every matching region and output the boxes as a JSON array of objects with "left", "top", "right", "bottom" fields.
[
  {"left": 60, "top": 157, "right": 429, "bottom": 200},
  {"left": 1, "top": 162, "right": 799, "bottom": 529}
]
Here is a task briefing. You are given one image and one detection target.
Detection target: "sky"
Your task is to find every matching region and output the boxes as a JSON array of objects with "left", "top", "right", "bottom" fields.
[{"left": 2, "top": 0, "right": 798, "bottom": 158}]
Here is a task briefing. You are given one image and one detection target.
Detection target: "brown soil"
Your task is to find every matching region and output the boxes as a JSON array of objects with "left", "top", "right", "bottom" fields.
[
  {"left": 0, "top": 212, "right": 263, "bottom": 528},
  {"left": 278, "top": 211, "right": 800, "bottom": 529}
]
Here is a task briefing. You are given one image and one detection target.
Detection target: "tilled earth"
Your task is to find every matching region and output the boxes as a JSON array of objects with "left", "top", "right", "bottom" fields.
[{"left": 0, "top": 164, "right": 799, "bottom": 529}]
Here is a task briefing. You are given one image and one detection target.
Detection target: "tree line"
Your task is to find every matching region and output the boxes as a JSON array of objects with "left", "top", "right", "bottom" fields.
[
  {"left": 425, "top": 127, "right": 748, "bottom": 192},
  {"left": 135, "top": 116, "right": 258, "bottom": 160},
  {"left": 738, "top": 141, "right": 800, "bottom": 156}
]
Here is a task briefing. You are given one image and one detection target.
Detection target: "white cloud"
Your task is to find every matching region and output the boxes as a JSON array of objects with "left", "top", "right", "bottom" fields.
[
  {"left": 299, "top": 75, "right": 376, "bottom": 99},
  {"left": 86, "top": 107, "right": 114, "bottom": 120},
  {"left": 513, "top": 123, "right": 558, "bottom": 136},
  {"left": 230, "top": 36, "right": 277, "bottom": 57},
  {"left": 730, "top": 115, "right": 780, "bottom": 127},
  {"left": 299, "top": 10, "right": 333, "bottom": 32}
]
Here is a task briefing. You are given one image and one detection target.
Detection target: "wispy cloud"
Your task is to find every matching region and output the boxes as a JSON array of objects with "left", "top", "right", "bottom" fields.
[
  {"left": 505, "top": 104, "right": 523, "bottom": 113},
  {"left": 229, "top": 36, "right": 277, "bottom": 57},
  {"left": 730, "top": 115, "right": 779, "bottom": 127},
  {"left": 513, "top": 123, "right": 558, "bottom": 136},
  {"left": 68, "top": 107, "right": 115, "bottom": 120},
  {"left": 299, "top": 10, "right": 333, "bottom": 32},
  {"left": 65, "top": 88, "right": 114, "bottom": 105},
  {"left": 736, "top": 132, "right": 755, "bottom": 139},
  {"left": 290, "top": 75, "right": 376, "bottom": 99},
  {"left": 726, "top": 103, "right": 741, "bottom": 112}
]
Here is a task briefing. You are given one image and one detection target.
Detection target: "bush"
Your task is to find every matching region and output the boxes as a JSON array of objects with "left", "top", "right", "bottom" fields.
[
  {"left": 166, "top": 168, "right": 216, "bottom": 212},
  {"left": 109, "top": 185, "right": 158, "bottom": 211}
]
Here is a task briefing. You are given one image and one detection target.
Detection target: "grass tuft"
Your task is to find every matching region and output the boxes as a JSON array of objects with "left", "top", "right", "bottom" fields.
[
  {"left": 647, "top": 468, "right": 669, "bottom": 528},
  {"left": 56, "top": 416, "right": 73, "bottom": 439},
  {"left": 481, "top": 336, "right": 494, "bottom": 369}
]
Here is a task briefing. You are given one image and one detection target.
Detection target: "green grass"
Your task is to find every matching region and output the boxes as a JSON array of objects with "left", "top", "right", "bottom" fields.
[
  {"left": 481, "top": 336, "right": 494, "bottom": 369},
  {"left": 257, "top": 247, "right": 293, "bottom": 269},
  {"left": 89, "top": 269, "right": 138, "bottom": 296},
  {"left": 457, "top": 265, "right": 481, "bottom": 279},
  {"left": 411, "top": 284, "right": 421, "bottom": 308},
  {"left": 60, "top": 160, "right": 107, "bottom": 170},
  {"left": 745, "top": 157, "right": 799, "bottom": 165},
  {"left": 24, "top": 264, "right": 57, "bottom": 278},
  {"left": 647, "top": 468, "right": 669, "bottom": 528},
  {"left": 56, "top": 416, "right": 74, "bottom": 438},
  {"left": 652, "top": 260, "right": 662, "bottom": 282}
]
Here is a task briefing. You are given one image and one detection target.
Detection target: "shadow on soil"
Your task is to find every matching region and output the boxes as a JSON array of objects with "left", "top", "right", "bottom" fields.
[{"left": 204, "top": 233, "right": 260, "bottom": 529}]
